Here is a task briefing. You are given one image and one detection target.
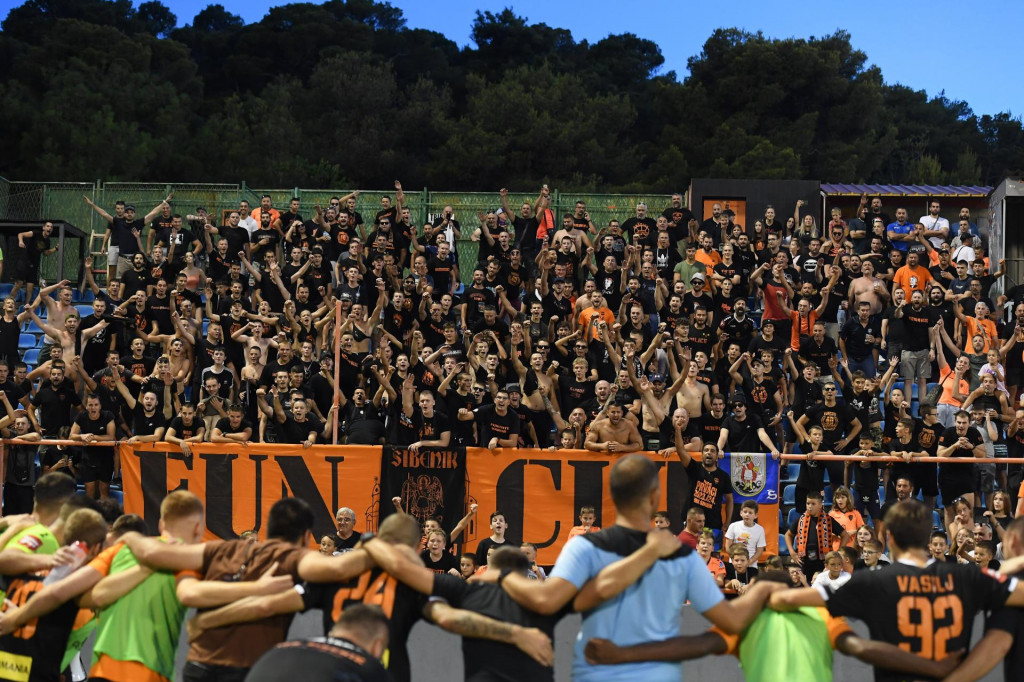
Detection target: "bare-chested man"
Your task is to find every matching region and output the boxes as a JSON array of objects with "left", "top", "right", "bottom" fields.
[
  {"left": 512, "top": 350, "right": 557, "bottom": 448},
  {"left": 585, "top": 402, "right": 643, "bottom": 454},
  {"left": 676, "top": 354, "right": 712, "bottom": 418},
  {"left": 847, "top": 259, "right": 890, "bottom": 315},
  {"left": 629, "top": 374, "right": 686, "bottom": 450}
]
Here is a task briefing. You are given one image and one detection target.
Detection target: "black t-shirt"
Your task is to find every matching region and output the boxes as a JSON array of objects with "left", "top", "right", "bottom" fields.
[
  {"left": 938, "top": 426, "right": 983, "bottom": 485},
  {"left": 721, "top": 413, "right": 766, "bottom": 453},
  {"left": 431, "top": 573, "right": 565, "bottom": 682},
  {"left": 804, "top": 402, "right": 856, "bottom": 449},
  {"left": 411, "top": 410, "right": 450, "bottom": 444},
  {"left": 823, "top": 561, "right": 1014, "bottom": 682},
  {"left": 31, "top": 379, "right": 82, "bottom": 433},
  {"left": 282, "top": 415, "right": 325, "bottom": 444},
  {"left": 167, "top": 415, "right": 203, "bottom": 441},
  {"left": 132, "top": 403, "right": 166, "bottom": 437},
  {"left": 901, "top": 304, "right": 938, "bottom": 352},
  {"left": 244, "top": 635, "right": 390, "bottom": 682},
  {"left": 214, "top": 416, "right": 252, "bottom": 437},
  {"left": 420, "top": 550, "right": 459, "bottom": 575},
  {"left": 473, "top": 405, "right": 519, "bottom": 446},
  {"left": 684, "top": 459, "right": 731, "bottom": 530},
  {"left": 74, "top": 410, "right": 115, "bottom": 464},
  {"left": 303, "top": 567, "right": 424, "bottom": 682}
]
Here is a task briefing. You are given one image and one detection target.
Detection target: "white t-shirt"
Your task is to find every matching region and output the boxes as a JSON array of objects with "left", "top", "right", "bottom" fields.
[
  {"left": 951, "top": 244, "right": 976, "bottom": 265},
  {"left": 812, "top": 569, "right": 851, "bottom": 591},
  {"left": 919, "top": 215, "right": 950, "bottom": 249},
  {"left": 724, "top": 520, "right": 767, "bottom": 566}
]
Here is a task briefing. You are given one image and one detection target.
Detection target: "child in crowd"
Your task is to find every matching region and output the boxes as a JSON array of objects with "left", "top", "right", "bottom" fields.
[
  {"left": 974, "top": 539, "right": 1001, "bottom": 571},
  {"left": 724, "top": 500, "right": 767, "bottom": 567},
  {"left": 723, "top": 545, "right": 758, "bottom": 595},
  {"left": 811, "top": 550, "right": 851, "bottom": 589},
  {"left": 520, "top": 542, "right": 546, "bottom": 581},
  {"left": 828, "top": 486, "right": 864, "bottom": 549},
  {"left": 651, "top": 510, "right": 671, "bottom": 530},
  {"left": 473, "top": 510, "right": 508, "bottom": 567},
  {"left": 459, "top": 553, "right": 478, "bottom": 579},
  {"left": 319, "top": 534, "right": 338, "bottom": 555},
  {"left": 951, "top": 527, "right": 975, "bottom": 564},
  {"left": 928, "top": 531, "right": 954, "bottom": 563},
  {"left": 696, "top": 530, "right": 726, "bottom": 588},
  {"left": 567, "top": 505, "right": 601, "bottom": 539},
  {"left": 849, "top": 433, "right": 884, "bottom": 528},
  {"left": 854, "top": 539, "right": 886, "bottom": 571}
]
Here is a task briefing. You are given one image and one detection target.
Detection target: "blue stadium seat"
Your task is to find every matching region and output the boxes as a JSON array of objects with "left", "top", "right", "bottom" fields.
[
  {"left": 783, "top": 485, "right": 796, "bottom": 506},
  {"left": 202, "top": 319, "right": 209, "bottom": 335},
  {"left": 824, "top": 486, "right": 833, "bottom": 506},
  {"left": 71, "top": 289, "right": 82, "bottom": 302},
  {"left": 25, "top": 319, "right": 45, "bottom": 335},
  {"left": 76, "top": 305, "right": 92, "bottom": 318},
  {"left": 23, "top": 349, "right": 39, "bottom": 365},
  {"left": 933, "top": 511, "right": 943, "bottom": 530},
  {"left": 80, "top": 289, "right": 95, "bottom": 303},
  {"left": 18, "top": 334, "right": 35, "bottom": 350},
  {"left": 784, "top": 463, "right": 800, "bottom": 482},
  {"left": 878, "top": 486, "right": 885, "bottom": 504},
  {"left": 778, "top": 535, "right": 789, "bottom": 555},
  {"left": 787, "top": 508, "right": 800, "bottom": 527},
  {"left": 0, "top": 284, "right": 11, "bottom": 299}
]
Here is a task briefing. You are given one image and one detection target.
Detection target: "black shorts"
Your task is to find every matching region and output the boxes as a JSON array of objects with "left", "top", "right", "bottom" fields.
[
  {"left": 80, "top": 452, "right": 114, "bottom": 484},
  {"left": 16, "top": 262, "right": 40, "bottom": 285},
  {"left": 939, "top": 480, "right": 972, "bottom": 506}
]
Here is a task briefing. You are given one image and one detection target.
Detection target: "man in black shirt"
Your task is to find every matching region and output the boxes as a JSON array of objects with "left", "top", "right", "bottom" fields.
[
  {"left": 362, "top": 540, "right": 559, "bottom": 681},
  {"left": 30, "top": 363, "right": 81, "bottom": 436},
  {"left": 401, "top": 378, "right": 450, "bottom": 450},
  {"left": 245, "top": 604, "right": 391, "bottom": 682},
  {"left": 716, "top": 395, "right": 779, "bottom": 458},
  {"left": 69, "top": 394, "right": 116, "bottom": 499},
  {"left": 673, "top": 440, "right": 733, "bottom": 532},
  {"left": 334, "top": 506, "right": 363, "bottom": 551},
  {"left": 460, "top": 389, "right": 519, "bottom": 448},
  {"left": 936, "top": 410, "right": 985, "bottom": 525}
]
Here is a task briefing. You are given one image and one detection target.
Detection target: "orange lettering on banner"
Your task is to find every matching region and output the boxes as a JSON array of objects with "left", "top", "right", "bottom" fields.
[{"left": 119, "top": 444, "right": 779, "bottom": 562}]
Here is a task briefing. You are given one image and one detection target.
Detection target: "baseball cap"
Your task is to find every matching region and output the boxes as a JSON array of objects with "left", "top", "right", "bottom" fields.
[
  {"left": 553, "top": 277, "right": 566, "bottom": 284},
  {"left": 339, "top": 293, "right": 353, "bottom": 301},
  {"left": 649, "top": 374, "right": 665, "bottom": 384},
  {"left": 505, "top": 383, "right": 522, "bottom": 395},
  {"left": 196, "top": 206, "right": 207, "bottom": 213},
  {"left": 690, "top": 272, "right": 705, "bottom": 283},
  {"left": 729, "top": 392, "right": 747, "bottom": 406},
  {"left": 124, "top": 204, "right": 136, "bottom": 211}
]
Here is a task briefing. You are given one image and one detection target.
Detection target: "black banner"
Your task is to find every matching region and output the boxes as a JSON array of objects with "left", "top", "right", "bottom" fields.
[{"left": 380, "top": 446, "right": 467, "bottom": 534}]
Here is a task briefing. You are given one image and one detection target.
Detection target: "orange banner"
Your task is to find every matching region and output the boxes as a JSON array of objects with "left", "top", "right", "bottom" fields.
[
  {"left": 119, "top": 443, "right": 383, "bottom": 543},
  {"left": 119, "top": 444, "right": 778, "bottom": 562},
  {"left": 462, "top": 448, "right": 778, "bottom": 565}
]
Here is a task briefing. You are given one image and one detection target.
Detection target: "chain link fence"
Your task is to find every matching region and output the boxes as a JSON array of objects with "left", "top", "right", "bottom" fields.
[{"left": 0, "top": 178, "right": 680, "bottom": 284}]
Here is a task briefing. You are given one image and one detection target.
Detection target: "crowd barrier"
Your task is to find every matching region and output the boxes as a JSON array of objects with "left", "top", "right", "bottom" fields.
[{"left": 2, "top": 441, "right": 785, "bottom": 562}]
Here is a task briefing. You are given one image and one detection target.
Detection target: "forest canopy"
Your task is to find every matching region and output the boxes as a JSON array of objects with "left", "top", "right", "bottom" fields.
[{"left": 1, "top": 0, "right": 1021, "bottom": 190}]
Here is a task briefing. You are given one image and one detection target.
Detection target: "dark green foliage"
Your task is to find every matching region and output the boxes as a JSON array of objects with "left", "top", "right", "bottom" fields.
[{"left": 0, "top": 2, "right": 1021, "bottom": 187}]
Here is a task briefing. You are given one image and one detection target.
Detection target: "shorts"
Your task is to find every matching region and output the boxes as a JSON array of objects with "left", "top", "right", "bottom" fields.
[
  {"left": 15, "top": 262, "right": 39, "bottom": 285},
  {"left": 975, "top": 465, "right": 996, "bottom": 497},
  {"left": 108, "top": 244, "right": 119, "bottom": 263},
  {"left": 939, "top": 479, "right": 973, "bottom": 506},
  {"left": 900, "top": 348, "right": 932, "bottom": 381},
  {"left": 79, "top": 453, "right": 114, "bottom": 484},
  {"left": 914, "top": 464, "right": 939, "bottom": 497},
  {"left": 641, "top": 429, "right": 662, "bottom": 451}
]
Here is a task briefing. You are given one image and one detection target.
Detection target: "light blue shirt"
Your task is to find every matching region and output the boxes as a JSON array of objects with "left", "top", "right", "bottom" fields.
[{"left": 551, "top": 531, "right": 725, "bottom": 681}]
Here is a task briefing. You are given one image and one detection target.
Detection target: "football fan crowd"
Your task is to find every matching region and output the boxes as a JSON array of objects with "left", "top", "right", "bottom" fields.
[{"left": 0, "top": 187, "right": 1023, "bottom": 681}]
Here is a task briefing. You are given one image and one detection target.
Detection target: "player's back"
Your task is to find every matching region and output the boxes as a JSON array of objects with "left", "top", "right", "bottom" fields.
[{"left": 821, "top": 560, "right": 1017, "bottom": 682}]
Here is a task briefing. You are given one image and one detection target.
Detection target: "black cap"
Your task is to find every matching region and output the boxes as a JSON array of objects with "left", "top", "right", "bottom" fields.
[
  {"left": 729, "top": 392, "right": 747, "bottom": 406},
  {"left": 505, "top": 383, "right": 521, "bottom": 395},
  {"left": 124, "top": 204, "right": 136, "bottom": 211}
]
